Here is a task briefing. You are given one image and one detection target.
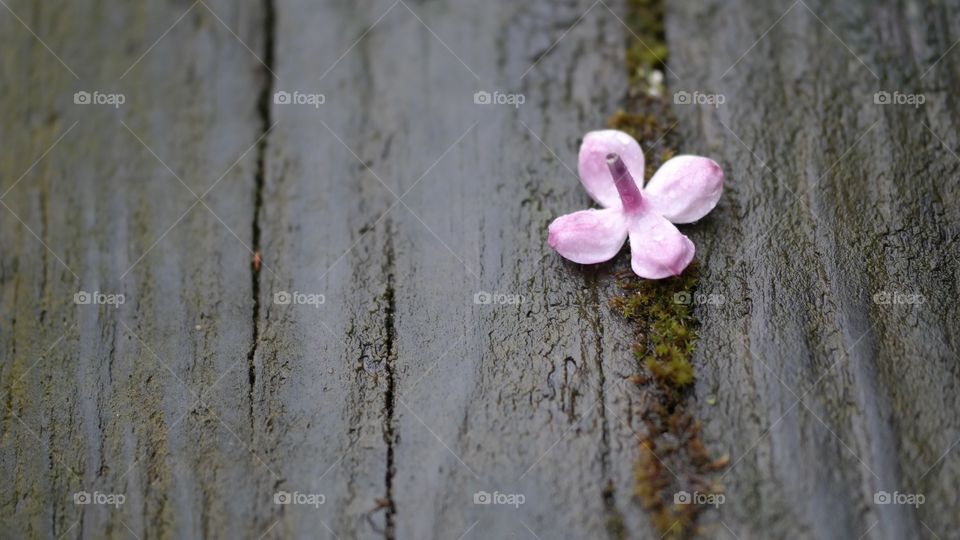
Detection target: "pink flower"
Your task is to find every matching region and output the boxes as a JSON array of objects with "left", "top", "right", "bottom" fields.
[{"left": 548, "top": 130, "right": 723, "bottom": 279}]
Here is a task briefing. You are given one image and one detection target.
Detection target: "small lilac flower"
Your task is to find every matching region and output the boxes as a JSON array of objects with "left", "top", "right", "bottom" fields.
[{"left": 548, "top": 130, "right": 723, "bottom": 279}]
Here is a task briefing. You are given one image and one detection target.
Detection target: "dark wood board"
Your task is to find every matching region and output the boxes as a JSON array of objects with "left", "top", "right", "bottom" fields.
[{"left": 1, "top": 0, "right": 958, "bottom": 539}]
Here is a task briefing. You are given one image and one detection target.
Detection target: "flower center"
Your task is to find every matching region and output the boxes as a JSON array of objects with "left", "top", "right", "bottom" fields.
[{"left": 606, "top": 153, "right": 644, "bottom": 213}]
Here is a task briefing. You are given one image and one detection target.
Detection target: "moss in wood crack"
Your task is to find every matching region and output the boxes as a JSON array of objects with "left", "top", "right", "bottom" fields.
[
  {"left": 611, "top": 267, "right": 728, "bottom": 539},
  {"left": 606, "top": 1, "right": 728, "bottom": 538},
  {"left": 624, "top": 0, "right": 668, "bottom": 93},
  {"left": 612, "top": 266, "right": 698, "bottom": 399}
]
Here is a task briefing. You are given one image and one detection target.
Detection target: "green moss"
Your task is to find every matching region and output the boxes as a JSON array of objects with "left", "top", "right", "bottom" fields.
[
  {"left": 624, "top": 0, "right": 668, "bottom": 91},
  {"left": 611, "top": 267, "right": 714, "bottom": 539},
  {"left": 645, "top": 354, "right": 695, "bottom": 388},
  {"left": 606, "top": 3, "right": 727, "bottom": 537},
  {"left": 612, "top": 264, "right": 699, "bottom": 395}
]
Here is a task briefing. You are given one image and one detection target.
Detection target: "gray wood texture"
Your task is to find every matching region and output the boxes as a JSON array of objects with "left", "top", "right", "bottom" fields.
[
  {"left": 1, "top": 0, "right": 958, "bottom": 539},
  {"left": 669, "top": 1, "right": 960, "bottom": 538}
]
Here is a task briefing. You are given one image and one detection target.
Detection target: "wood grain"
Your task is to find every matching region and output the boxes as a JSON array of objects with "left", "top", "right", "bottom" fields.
[
  {"left": 1, "top": 0, "right": 958, "bottom": 539},
  {"left": 668, "top": 0, "right": 960, "bottom": 538}
]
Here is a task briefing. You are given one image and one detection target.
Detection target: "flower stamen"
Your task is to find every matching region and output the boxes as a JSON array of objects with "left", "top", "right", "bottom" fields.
[{"left": 606, "top": 153, "right": 644, "bottom": 213}]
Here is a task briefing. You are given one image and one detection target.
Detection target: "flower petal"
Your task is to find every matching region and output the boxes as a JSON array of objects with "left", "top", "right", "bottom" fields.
[
  {"left": 548, "top": 208, "right": 628, "bottom": 264},
  {"left": 578, "top": 130, "right": 645, "bottom": 208},
  {"left": 628, "top": 212, "right": 695, "bottom": 279},
  {"left": 644, "top": 156, "right": 723, "bottom": 223}
]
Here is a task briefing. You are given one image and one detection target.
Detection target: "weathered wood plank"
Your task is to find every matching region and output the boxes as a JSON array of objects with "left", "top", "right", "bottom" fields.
[
  {"left": 380, "top": 1, "right": 629, "bottom": 537},
  {"left": 3, "top": 0, "right": 959, "bottom": 539},
  {"left": 251, "top": 1, "right": 396, "bottom": 538},
  {"left": 1, "top": 0, "right": 269, "bottom": 538},
  {"left": 668, "top": 1, "right": 960, "bottom": 538},
  {"left": 263, "top": 0, "right": 635, "bottom": 538}
]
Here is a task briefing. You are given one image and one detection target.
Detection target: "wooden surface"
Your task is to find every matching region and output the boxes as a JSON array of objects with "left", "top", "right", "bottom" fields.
[
  {"left": 670, "top": 1, "right": 960, "bottom": 538},
  {"left": 1, "top": 0, "right": 958, "bottom": 539}
]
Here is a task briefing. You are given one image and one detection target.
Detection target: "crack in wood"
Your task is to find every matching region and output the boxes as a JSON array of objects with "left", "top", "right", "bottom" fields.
[{"left": 248, "top": 0, "right": 276, "bottom": 433}]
